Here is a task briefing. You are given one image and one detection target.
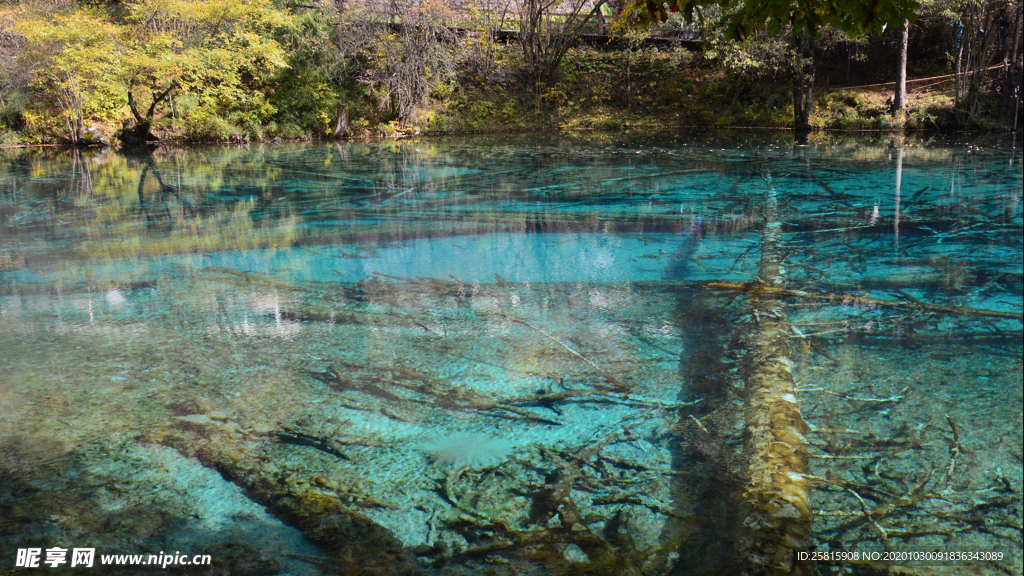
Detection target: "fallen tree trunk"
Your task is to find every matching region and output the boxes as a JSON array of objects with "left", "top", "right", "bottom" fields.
[
  {"left": 147, "top": 424, "right": 423, "bottom": 575},
  {"left": 739, "top": 182, "right": 813, "bottom": 575},
  {"left": 707, "top": 282, "right": 1022, "bottom": 321}
]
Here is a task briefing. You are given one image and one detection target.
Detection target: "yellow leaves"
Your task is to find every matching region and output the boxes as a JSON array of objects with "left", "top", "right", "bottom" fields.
[
  {"left": 606, "top": 2, "right": 655, "bottom": 41},
  {"left": 127, "top": 0, "right": 291, "bottom": 36},
  {"left": 20, "top": 9, "right": 108, "bottom": 36},
  {"left": 231, "top": 30, "right": 290, "bottom": 74},
  {"left": 124, "top": 0, "right": 290, "bottom": 79},
  {"left": 15, "top": 10, "right": 121, "bottom": 69},
  {"left": 10, "top": 8, "right": 126, "bottom": 135},
  {"left": 114, "top": 0, "right": 292, "bottom": 136},
  {"left": 8, "top": 0, "right": 293, "bottom": 140}
]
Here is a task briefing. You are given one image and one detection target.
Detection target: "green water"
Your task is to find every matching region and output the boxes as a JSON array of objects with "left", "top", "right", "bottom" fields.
[{"left": 0, "top": 134, "right": 1021, "bottom": 575}]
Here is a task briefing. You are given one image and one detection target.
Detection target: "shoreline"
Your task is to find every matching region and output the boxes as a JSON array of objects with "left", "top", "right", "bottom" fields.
[{"left": 1, "top": 123, "right": 1014, "bottom": 151}]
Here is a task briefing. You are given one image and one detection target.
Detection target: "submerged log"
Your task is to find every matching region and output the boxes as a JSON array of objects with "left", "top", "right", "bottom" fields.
[
  {"left": 148, "top": 426, "right": 423, "bottom": 575},
  {"left": 739, "top": 183, "right": 813, "bottom": 575},
  {"left": 707, "top": 282, "right": 1022, "bottom": 321}
]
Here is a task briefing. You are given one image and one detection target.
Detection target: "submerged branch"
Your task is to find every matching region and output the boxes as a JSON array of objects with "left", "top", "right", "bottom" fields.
[
  {"left": 490, "top": 311, "right": 628, "bottom": 392},
  {"left": 707, "top": 282, "right": 1023, "bottom": 321}
]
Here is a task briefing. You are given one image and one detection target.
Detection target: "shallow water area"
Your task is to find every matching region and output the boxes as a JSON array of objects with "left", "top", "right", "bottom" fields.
[{"left": 0, "top": 133, "right": 1021, "bottom": 575}]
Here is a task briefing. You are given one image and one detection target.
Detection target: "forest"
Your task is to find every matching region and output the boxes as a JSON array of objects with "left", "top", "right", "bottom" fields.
[{"left": 0, "top": 0, "right": 1021, "bottom": 147}]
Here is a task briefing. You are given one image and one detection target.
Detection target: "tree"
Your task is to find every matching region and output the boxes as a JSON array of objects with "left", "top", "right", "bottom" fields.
[
  {"left": 2, "top": 0, "right": 292, "bottom": 145},
  {"left": 936, "top": 0, "right": 1009, "bottom": 126},
  {"left": 517, "top": 0, "right": 606, "bottom": 101},
  {"left": 627, "top": 0, "right": 919, "bottom": 132},
  {"left": 1005, "top": 0, "right": 1022, "bottom": 129},
  {"left": 336, "top": 0, "right": 461, "bottom": 126},
  {"left": 631, "top": 0, "right": 918, "bottom": 38},
  {"left": 789, "top": 30, "right": 815, "bottom": 132},
  {"left": 892, "top": 16, "right": 909, "bottom": 115},
  {"left": 605, "top": 1, "right": 662, "bottom": 107},
  {"left": 266, "top": 3, "right": 348, "bottom": 138},
  {"left": 11, "top": 8, "right": 124, "bottom": 143},
  {"left": 120, "top": 0, "right": 292, "bottom": 144},
  {"left": 121, "top": 27, "right": 181, "bottom": 146}
]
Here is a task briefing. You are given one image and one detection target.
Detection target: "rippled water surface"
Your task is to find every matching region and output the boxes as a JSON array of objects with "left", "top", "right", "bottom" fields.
[{"left": 1, "top": 134, "right": 1021, "bottom": 574}]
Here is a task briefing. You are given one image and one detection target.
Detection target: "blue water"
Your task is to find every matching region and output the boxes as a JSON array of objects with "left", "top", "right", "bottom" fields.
[{"left": 0, "top": 134, "right": 1021, "bottom": 574}]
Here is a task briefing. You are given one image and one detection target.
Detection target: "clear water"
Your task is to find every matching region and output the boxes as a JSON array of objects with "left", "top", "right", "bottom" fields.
[{"left": 1, "top": 133, "right": 1021, "bottom": 575}]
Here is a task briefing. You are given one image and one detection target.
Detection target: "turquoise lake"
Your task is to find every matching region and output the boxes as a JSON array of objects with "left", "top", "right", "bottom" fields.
[{"left": 0, "top": 133, "right": 1021, "bottom": 575}]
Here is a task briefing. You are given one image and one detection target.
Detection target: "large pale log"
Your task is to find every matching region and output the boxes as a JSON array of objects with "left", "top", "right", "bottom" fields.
[{"left": 739, "top": 184, "right": 813, "bottom": 575}]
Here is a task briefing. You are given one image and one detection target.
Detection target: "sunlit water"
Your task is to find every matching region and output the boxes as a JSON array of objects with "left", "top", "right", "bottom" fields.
[{"left": 1, "top": 134, "right": 1021, "bottom": 575}]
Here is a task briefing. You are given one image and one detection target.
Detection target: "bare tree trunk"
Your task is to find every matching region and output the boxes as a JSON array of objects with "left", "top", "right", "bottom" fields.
[
  {"left": 952, "top": 1, "right": 1001, "bottom": 126},
  {"left": 333, "top": 102, "right": 348, "bottom": 138},
  {"left": 954, "top": 20, "right": 965, "bottom": 113},
  {"left": 123, "top": 83, "right": 176, "bottom": 147},
  {"left": 625, "top": 48, "right": 632, "bottom": 105},
  {"left": 791, "top": 33, "right": 815, "bottom": 135},
  {"left": 1004, "top": 0, "right": 1023, "bottom": 130},
  {"left": 892, "top": 18, "right": 909, "bottom": 115}
]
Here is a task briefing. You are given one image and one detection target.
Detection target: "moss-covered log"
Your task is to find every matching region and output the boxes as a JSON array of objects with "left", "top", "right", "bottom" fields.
[
  {"left": 707, "top": 282, "right": 1023, "bottom": 321},
  {"left": 739, "top": 183, "right": 813, "bottom": 575},
  {"left": 147, "top": 425, "right": 424, "bottom": 575}
]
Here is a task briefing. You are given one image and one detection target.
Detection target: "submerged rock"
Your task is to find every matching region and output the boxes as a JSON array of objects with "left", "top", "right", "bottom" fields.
[{"left": 415, "top": 432, "right": 514, "bottom": 468}]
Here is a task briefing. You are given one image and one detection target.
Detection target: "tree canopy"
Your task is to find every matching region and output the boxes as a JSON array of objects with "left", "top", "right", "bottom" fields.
[
  {"left": 2, "top": 0, "right": 292, "bottom": 143},
  {"left": 12, "top": 8, "right": 124, "bottom": 141},
  {"left": 630, "top": 0, "right": 921, "bottom": 39}
]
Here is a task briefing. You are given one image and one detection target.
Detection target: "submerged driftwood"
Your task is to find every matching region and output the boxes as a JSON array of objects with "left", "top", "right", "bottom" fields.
[
  {"left": 707, "top": 282, "right": 1022, "bottom": 321},
  {"left": 147, "top": 424, "right": 423, "bottom": 575},
  {"left": 738, "top": 183, "right": 813, "bottom": 575}
]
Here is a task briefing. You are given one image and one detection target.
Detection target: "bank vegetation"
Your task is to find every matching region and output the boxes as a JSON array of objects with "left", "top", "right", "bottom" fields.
[{"left": 0, "top": 0, "right": 1020, "bottom": 147}]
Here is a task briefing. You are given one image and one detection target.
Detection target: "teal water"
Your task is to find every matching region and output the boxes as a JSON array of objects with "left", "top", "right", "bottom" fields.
[{"left": 0, "top": 134, "right": 1021, "bottom": 575}]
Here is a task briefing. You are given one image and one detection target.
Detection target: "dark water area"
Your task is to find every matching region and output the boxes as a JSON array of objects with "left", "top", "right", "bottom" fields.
[{"left": 0, "top": 133, "right": 1021, "bottom": 575}]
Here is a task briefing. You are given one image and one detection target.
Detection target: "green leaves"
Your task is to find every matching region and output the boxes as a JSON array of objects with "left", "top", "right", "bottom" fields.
[{"left": 628, "top": 0, "right": 920, "bottom": 39}]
